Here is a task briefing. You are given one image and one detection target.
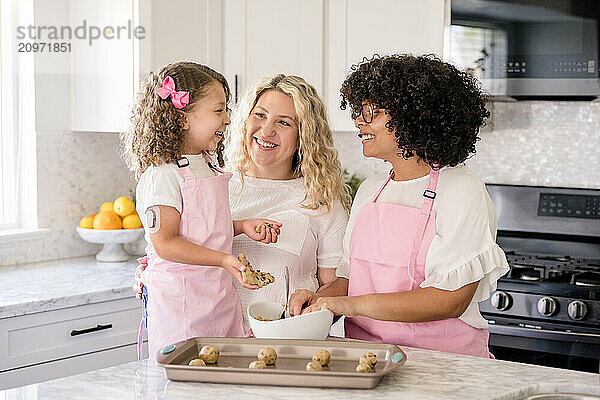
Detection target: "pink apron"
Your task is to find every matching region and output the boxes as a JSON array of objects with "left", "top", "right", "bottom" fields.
[
  {"left": 345, "top": 167, "right": 491, "bottom": 358},
  {"left": 145, "top": 154, "right": 244, "bottom": 359}
]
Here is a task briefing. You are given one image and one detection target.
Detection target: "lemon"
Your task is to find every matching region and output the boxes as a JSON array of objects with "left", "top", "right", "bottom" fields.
[
  {"left": 99, "top": 202, "right": 114, "bottom": 212},
  {"left": 122, "top": 213, "right": 142, "bottom": 229},
  {"left": 93, "top": 211, "right": 122, "bottom": 229},
  {"left": 113, "top": 196, "right": 136, "bottom": 217},
  {"left": 79, "top": 215, "right": 94, "bottom": 229}
]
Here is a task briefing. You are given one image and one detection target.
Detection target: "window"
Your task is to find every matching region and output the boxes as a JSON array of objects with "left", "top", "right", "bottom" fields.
[{"left": 0, "top": 0, "right": 40, "bottom": 240}]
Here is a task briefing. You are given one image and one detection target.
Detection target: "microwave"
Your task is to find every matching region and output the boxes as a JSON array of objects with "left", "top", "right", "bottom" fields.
[{"left": 447, "top": 0, "right": 600, "bottom": 99}]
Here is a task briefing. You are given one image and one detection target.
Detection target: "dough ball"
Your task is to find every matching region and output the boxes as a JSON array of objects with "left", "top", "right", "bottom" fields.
[
  {"left": 257, "top": 347, "right": 277, "bottom": 365},
  {"left": 356, "top": 362, "right": 372, "bottom": 373},
  {"left": 305, "top": 361, "right": 323, "bottom": 371},
  {"left": 360, "top": 352, "right": 377, "bottom": 368},
  {"left": 312, "top": 350, "right": 331, "bottom": 367},
  {"left": 199, "top": 345, "right": 219, "bottom": 364},
  {"left": 188, "top": 358, "right": 206, "bottom": 367},
  {"left": 255, "top": 222, "right": 272, "bottom": 233},
  {"left": 249, "top": 360, "right": 267, "bottom": 369}
]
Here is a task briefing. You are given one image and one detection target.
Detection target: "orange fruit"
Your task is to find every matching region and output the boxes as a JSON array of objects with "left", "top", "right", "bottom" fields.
[
  {"left": 79, "top": 215, "right": 94, "bottom": 229},
  {"left": 113, "top": 196, "right": 135, "bottom": 217},
  {"left": 99, "top": 202, "right": 114, "bottom": 212},
  {"left": 122, "top": 213, "right": 142, "bottom": 229},
  {"left": 93, "top": 211, "right": 123, "bottom": 229}
]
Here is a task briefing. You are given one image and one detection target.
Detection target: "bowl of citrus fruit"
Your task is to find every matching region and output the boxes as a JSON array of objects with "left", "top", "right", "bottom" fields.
[{"left": 77, "top": 196, "right": 144, "bottom": 262}]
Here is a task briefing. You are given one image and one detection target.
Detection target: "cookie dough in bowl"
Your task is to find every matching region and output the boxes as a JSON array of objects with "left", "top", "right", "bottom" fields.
[{"left": 248, "top": 301, "right": 333, "bottom": 340}]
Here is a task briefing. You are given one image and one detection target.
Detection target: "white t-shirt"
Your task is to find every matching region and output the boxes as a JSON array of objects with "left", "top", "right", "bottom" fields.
[
  {"left": 135, "top": 154, "right": 216, "bottom": 257},
  {"left": 229, "top": 173, "right": 349, "bottom": 330},
  {"left": 336, "top": 165, "right": 509, "bottom": 329}
]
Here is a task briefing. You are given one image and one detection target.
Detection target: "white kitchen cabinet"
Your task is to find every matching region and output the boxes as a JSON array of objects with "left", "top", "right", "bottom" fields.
[
  {"left": 223, "top": 0, "right": 446, "bottom": 131},
  {"left": 70, "top": 0, "right": 139, "bottom": 133},
  {"left": 326, "top": 0, "right": 447, "bottom": 131},
  {"left": 222, "top": 0, "right": 324, "bottom": 104},
  {"left": 0, "top": 297, "right": 147, "bottom": 390}
]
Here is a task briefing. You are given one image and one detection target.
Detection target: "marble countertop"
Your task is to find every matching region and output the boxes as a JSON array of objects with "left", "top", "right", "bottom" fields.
[
  {"left": 0, "top": 256, "right": 138, "bottom": 319},
  {"left": 1, "top": 346, "right": 598, "bottom": 399},
  {"left": 0, "top": 257, "right": 598, "bottom": 398}
]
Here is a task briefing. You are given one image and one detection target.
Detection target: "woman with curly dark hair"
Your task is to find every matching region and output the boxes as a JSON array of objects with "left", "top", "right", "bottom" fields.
[{"left": 292, "top": 54, "right": 509, "bottom": 358}]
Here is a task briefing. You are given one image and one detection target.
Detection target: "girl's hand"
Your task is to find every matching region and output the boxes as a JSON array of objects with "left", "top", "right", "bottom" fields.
[
  {"left": 242, "top": 219, "right": 282, "bottom": 244},
  {"left": 222, "top": 254, "right": 260, "bottom": 290},
  {"left": 289, "top": 289, "right": 319, "bottom": 316},
  {"left": 132, "top": 256, "right": 148, "bottom": 300},
  {"left": 302, "top": 296, "right": 359, "bottom": 318}
]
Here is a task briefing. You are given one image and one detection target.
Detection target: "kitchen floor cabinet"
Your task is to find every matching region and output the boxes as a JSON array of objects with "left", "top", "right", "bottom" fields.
[{"left": 0, "top": 297, "right": 147, "bottom": 390}]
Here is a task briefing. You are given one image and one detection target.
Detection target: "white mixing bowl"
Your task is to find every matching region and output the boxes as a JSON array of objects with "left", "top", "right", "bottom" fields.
[{"left": 247, "top": 301, "right": 333, "bottom": 340}]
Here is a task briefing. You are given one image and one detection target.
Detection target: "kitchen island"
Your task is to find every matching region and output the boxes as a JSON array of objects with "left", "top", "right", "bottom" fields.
[
  {"left": 1, "top": 344, "right": 598, "bottom": 399},
  {"left": 1, "top": 257, "right": 598, "bottom": 398}
]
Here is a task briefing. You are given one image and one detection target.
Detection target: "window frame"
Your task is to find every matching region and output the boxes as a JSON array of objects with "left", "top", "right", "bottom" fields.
[{"left": 0, "top": 0, "right": 44, "bottom": 243}]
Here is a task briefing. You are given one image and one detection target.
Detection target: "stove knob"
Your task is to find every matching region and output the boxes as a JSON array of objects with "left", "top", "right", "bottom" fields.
[
  {"left": 568, "top": 300, "right": 588, "bottom": 320},
  {"left": 490, "top": 291, "right": 512, "bottom": 311},
  {"left": 537, "top": 297, "right": 558, "bottom": 317}
]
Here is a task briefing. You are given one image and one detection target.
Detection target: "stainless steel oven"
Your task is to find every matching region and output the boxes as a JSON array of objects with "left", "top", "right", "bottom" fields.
[
  {"left": 482, "top": 184, "right": 600, "bottom": 373},
  {"left": 448, "top": 0, "right": 600, "bottom": 98}
]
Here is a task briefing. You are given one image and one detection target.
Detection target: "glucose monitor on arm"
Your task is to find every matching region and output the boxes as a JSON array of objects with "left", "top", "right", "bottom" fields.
[{"left": 145, "top": 206, "right": 160, "bottom": 234}]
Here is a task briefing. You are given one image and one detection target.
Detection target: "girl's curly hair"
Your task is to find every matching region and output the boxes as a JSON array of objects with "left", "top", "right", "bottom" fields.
[
  {"left": 340, "top": 54, "right": 490, "bottom": 167},
  {"left": 226, "top": 74, "right": 351, "bottom": 212},
  {"left": 121, "top": 61, "right": 230, "bottom": 179}
]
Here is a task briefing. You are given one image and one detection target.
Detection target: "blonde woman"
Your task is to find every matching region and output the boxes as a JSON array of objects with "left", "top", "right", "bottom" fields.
[
  {"left": 135, "top": 74, "right": 351, "bottom": 332},
  {"left": 226, "top": 74, "right": 351, "bottom": 330}
]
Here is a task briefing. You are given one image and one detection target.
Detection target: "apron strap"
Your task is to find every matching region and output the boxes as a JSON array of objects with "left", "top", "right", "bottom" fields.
[
  {"left": 407, "top": 164, "right": 440, "bottom": 285},
  {"left": 138, "top": 285, "right": 148, "bottom": 361},
  {"left": 371, "top": 170, "right": 394, "bottom": 203},
  {"left": 175, "top": 157, "right": 195, "bottom": 180}
]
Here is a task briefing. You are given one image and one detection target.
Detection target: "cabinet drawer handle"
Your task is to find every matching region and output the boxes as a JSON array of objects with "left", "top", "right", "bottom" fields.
[
  {"left": 234, "top": 74, "right": 238, "bottom": 103},
  {"left": 70, "top": 324, "right": 113, "bottom": 336}
]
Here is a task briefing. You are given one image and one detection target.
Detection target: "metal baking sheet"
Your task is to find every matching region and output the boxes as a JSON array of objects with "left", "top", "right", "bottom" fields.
[{"left": 156, "top": 337, "right": 407, "bottom": 389}]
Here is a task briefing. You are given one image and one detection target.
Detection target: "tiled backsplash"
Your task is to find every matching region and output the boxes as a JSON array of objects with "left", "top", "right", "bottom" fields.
[
  {"left": 2, "top": 100, "right": 598, "bottom": 266},
  {"left": 0, "top": 132, "right": 135, "bottom": 266},
  {"left": 335, "top": 100, "right": 600, "bottom": 189}
]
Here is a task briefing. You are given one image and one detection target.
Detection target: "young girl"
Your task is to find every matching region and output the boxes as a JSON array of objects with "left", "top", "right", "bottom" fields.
[
  {"left": 297, "top": 55, "right": 510, "bottom": 358},
  {"left": 121, "top": 62, "right": 281, "bottom": 359}
]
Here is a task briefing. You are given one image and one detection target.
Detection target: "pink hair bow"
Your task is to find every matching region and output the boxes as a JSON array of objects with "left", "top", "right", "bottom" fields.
[{"left": 156, "top": 76, "right": 189, "bottom": 109}]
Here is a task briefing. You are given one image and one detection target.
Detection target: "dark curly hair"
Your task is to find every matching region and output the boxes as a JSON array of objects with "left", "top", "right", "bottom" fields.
[{"left": 340, "top": 54, "right": 490, "bottom": 167}]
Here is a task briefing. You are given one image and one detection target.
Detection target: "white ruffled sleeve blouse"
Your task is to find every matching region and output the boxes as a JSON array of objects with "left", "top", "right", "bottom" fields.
[{"left": 337, "top": 165, "right": 509, "bottom": 329}]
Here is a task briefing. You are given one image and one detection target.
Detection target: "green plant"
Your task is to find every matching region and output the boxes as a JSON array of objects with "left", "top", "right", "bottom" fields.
[
  {"left": 128, "top": 188, "right": 136, "bottom": 206},
  {"left": 343, "top": 169, "right": 364, "bottom": 204}
]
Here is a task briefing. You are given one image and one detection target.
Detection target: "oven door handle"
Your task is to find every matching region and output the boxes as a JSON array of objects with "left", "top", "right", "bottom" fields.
[{"left": 489, "top": 324, "right": 600, "bottom": 345}]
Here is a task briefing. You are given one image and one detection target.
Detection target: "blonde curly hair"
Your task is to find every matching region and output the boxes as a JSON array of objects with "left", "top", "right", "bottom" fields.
[
  {"left": 121, "top": 61, "right": 230, "bottom": 179},
  {"left": 226, "top": 74, "right": 351, "bottom": 212}
]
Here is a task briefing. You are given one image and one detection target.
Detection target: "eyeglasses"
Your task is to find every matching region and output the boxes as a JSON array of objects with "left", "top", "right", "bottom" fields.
[{"left": 353, "top": 104, "right": 380, "bottom": 124}]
